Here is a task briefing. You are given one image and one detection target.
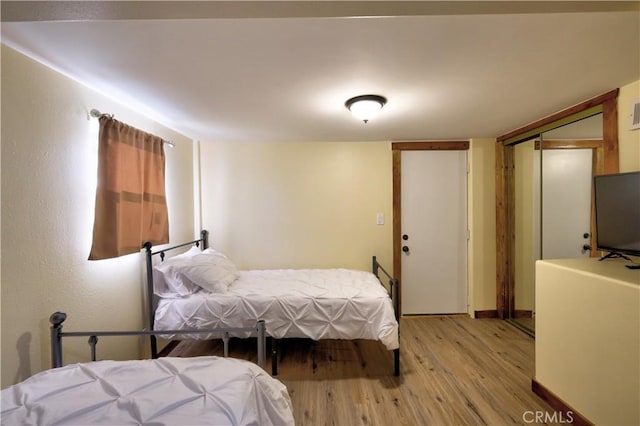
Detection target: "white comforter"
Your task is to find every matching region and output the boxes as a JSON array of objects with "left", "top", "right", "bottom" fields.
[
  {"left": 1, "top": 357, "right": 294, "bottom": 426},
  {"left": 155, "top": 268, "right": 399, "bottom": 350}
]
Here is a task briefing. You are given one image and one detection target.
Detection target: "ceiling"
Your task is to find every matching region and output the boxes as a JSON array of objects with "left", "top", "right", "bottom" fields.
[{"left": 2, "top": 1, "right": 639, "bottom": 143}]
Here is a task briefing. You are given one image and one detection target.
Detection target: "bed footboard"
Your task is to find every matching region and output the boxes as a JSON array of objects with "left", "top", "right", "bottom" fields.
[
  {"left": 49, "top": 312, "right": 267, "bottom": 370},
  {"left": 372, "top": 256, "right": 400, "bottom": 376}
]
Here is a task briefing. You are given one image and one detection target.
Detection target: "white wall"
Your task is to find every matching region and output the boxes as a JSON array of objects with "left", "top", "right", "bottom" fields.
[
  {"left": 0, "top": 45, "right": 195, "bottom": 388},
  {"left": 468, "top": 138, "right": 497, "bottom": 314},
  {"left": 198, "top": 141, "right": 393, "bottom": 272},
  {"left": 618, "top": 80, "right": 640, "bottom": 173}
]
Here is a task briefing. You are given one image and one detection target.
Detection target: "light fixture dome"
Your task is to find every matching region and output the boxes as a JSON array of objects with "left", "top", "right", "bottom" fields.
[{"left": 345, "top": 94, "right": 387, "bottom": 123}]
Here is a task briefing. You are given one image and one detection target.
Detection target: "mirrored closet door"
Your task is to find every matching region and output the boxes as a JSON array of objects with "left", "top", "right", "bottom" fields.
[
  {"left": 510, "top": 137, "right": 540, "bottom": 332},
  {"left": 508, "top": 115, "right": 604, "bottom": 334},
  {"left": 496, "top": 89, "right": 619, "bottom": 337}
]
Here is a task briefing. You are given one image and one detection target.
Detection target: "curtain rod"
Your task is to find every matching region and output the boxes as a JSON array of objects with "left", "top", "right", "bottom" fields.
[{"left": 89, "top": 109, "right": 175, "bottom": 148}]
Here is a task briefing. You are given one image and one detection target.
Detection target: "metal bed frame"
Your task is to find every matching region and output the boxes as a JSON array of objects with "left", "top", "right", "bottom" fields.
[
  {"left": 144, "top": 230, "right": 401, "bottom": 376},
  {"left": 143, "top": 229, "right": 211, "bottom": 359},
  {"left": 372, "top": 255, "right": 401, "bottom": 376},
  {"left": 49, "top": 311, "right": 266, "bottom": 369}
]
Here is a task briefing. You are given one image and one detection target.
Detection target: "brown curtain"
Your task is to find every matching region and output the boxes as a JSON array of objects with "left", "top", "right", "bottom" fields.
[{"left": 89, "top": 117, "right": 169, "bottom": 260}]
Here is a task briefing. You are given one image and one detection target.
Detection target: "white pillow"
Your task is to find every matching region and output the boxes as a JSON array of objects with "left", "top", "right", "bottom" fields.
[
  {"left": 180, "top": 248, "right": 239, "bottom": 293},
  {"left": 152, "top": 246, "right": 202, "bottom": 298}
]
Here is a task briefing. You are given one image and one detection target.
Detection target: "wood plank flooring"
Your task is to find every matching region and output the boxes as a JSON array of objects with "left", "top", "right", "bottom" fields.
[{"left": 167, "top": 316, "right": 559, "bottom": 425}]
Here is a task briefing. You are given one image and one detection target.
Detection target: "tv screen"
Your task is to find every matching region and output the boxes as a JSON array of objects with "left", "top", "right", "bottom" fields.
[{"left": 594, "top": 171, "right": 640, "bottom": 257}]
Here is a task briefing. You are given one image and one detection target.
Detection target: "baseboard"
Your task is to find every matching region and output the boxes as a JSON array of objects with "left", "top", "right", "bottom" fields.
[
  {"left": 474, "top": 309, "right": 498, "bottom": 318},
  {"left": 473, "top": 309, "right": 532, "bottom": 319},
  {"left": 531, "top": 380, "right": 593, "bottom": 426}
]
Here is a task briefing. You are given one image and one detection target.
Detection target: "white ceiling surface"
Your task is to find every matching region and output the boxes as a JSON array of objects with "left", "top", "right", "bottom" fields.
[{"left": 2, "top": 3, "right": 639, "bottom": 143}]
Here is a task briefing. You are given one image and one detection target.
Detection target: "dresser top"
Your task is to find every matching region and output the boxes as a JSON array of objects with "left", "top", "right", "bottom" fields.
[{"left": 538, "top": 257, "right": 640, "bottom": 287}]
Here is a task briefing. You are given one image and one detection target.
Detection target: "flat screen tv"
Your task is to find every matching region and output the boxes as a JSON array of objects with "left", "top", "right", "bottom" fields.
[{"left": 593, "top": 171, "right": 640, "bottom": 259}]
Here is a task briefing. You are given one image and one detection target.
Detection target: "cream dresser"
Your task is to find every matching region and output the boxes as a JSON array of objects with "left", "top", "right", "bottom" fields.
[{"left": 535, "top": 258, "right": 640, "bottom": 425}]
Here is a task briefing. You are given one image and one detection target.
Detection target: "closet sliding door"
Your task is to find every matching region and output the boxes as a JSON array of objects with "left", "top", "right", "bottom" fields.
[{"left": 496, "top": 89, "right": 619, "bottom": 336}]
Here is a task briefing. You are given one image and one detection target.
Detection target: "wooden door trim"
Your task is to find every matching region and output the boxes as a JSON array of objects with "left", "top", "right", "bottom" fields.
[
  {"left": 495, "top": 90, "right": 619, "bottom": 319},
  {"left": 392, "top": 141, "right": 470, "bottom": 316}
]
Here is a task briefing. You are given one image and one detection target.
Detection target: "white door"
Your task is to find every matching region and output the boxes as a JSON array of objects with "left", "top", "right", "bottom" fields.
[
  {"left": 536, "top": 149, "right": 593, "bottom": 259},
  {"left": 401, "top": 150, "right": 468, "bottom": 315}
]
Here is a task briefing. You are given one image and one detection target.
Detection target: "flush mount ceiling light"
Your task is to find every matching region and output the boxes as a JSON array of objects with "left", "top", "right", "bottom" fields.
[{"left": 345, "top": 94, "right": 387, "bottom": 123}]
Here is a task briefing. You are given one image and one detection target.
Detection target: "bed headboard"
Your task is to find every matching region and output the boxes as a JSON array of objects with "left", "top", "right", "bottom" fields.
[{"left": 142, "top": 230, "right": 209, "bottom": 357}]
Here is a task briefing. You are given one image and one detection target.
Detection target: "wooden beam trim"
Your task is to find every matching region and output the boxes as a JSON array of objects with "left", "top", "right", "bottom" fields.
[
  {"left": 602, "top": 98, "right": 619, "bottom": 174},
  {"left": 506, "top": 148, "right": 515, "bottom": 319},
  {"left": 392, "top": 149, "right": 402, "bottom": 315},
  {"left": 495, "top": 143, "right": 507, "bottom": 319},
  {"left": 392, "top": 141, "right": 469, "bottom": 151},
  {"left": 497, "top": 89, "right": 619, "bottom": 143}
]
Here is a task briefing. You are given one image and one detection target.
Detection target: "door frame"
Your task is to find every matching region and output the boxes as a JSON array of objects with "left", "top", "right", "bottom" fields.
[
  {"left": 495, "top": 89, "right": 619, "bottom": 319},
  {"left": 392, "top": 141, "right": 470, "bottom": 315}
]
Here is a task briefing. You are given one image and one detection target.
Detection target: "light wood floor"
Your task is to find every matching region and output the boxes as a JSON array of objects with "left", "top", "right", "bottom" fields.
[{"left": 168, "top": 316, "right": 558, "bottom": 425}]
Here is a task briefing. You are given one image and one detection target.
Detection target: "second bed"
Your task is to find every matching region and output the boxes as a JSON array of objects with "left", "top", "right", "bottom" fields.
[{"left": 146, "top": 231, "right": 400, "bottom": 375}]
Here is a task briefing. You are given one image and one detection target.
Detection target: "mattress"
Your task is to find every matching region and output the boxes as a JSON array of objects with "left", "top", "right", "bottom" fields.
[
  {"left": 155, "top": 268, "right": 400, "bottom": 350},
  {"left": 1, "top": 356, "right": 294, "bottom": 426}
]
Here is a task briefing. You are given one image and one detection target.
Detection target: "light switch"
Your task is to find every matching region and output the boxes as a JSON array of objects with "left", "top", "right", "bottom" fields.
[{"left": 376, "top": 213, "right": 385, "bottom": 225}]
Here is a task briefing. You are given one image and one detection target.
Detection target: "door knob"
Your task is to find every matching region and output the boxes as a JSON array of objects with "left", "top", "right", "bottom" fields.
[
  {"left": 582, "top": 244, "right": 592, "bottom": 251},
  {"left": 402, "top": 246, "right": 410, "bottom": 253},
  {"left": 402, "top": 234, "right": 409, "bottom": 241},
  {"left": 583, "top": 233, "right": 590, "bottom": 239}
]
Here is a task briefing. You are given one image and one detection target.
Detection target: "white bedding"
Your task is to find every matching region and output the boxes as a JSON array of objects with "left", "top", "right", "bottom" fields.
[
  {"left": 154, "top": 268, "right": 400, "bottom": 350},
  {"left": 1, "top": 356, "right": 294, "bottom": 426}
]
